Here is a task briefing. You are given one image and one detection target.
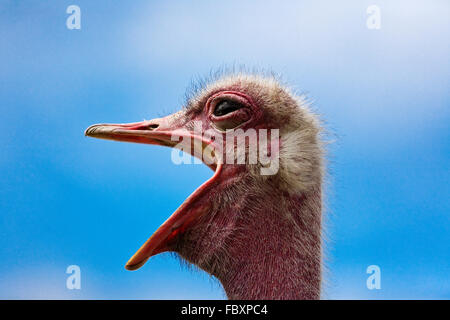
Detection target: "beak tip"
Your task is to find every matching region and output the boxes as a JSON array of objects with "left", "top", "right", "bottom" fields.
[
  {"left": 125, "top": 257, "right": 150, "bottom": 271},
  {"left": 124, "top": 263, "right": 140, "bottom": 271},
  {"left": 84, "top": 125, "right": 95, "bottom": 137},
  {"left": 85, "top": 124, "right": 105, "bottom": 138}
]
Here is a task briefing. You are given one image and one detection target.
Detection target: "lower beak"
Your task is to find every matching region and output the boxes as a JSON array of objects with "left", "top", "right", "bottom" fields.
[{"left": 85, "top": 116, "right": 222, "bottom": 270}]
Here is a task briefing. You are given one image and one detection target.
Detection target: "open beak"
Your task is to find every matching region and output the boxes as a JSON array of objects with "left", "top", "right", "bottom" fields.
[{"left": 85, "top": 114, "right": 222, "bottom": 270}]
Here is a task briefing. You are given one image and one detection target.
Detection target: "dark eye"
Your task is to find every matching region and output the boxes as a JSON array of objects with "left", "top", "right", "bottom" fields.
[{"left": 213, "top": 100, "right": 242, "bottom": 117}]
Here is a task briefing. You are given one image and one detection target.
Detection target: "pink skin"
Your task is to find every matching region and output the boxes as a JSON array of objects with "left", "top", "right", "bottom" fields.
[
  {"left": 85, "top": 88, "right": 321, "bottom": 299},
  {"left": 85, "top": 90, "right": 260, "bottom": 270}
]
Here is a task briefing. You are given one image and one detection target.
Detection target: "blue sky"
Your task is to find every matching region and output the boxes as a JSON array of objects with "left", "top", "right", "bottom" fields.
[{"left": 0, "top": 0, "right": 449, "bottom": 299}]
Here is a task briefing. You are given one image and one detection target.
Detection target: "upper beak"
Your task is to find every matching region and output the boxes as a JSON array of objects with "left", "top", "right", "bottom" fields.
[
  {"left": 85, "top": 114, "right": 222, "bottom": 270},
  {"left": 85, "top": 117, "right": 177, "bottom": 147}
]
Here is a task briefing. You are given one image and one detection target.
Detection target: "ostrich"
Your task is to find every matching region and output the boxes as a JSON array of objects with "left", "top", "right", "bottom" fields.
[{"left": 85, "top": 73, "right": 324, "bottom": 300}]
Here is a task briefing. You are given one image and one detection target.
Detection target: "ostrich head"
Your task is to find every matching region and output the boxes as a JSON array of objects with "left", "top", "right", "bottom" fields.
[{"left": 85, "top": 73, "right": 324, "bottom": 299}]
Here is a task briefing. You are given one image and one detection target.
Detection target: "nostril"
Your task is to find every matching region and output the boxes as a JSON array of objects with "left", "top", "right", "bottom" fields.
[{"left": 136, "top": 123, "right": 159, "bottom": 131}]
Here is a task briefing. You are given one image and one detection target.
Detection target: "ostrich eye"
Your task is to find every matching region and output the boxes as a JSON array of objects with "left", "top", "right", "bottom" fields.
[{"left": 213, "top": 100, "right": 242, "bottom": 117}]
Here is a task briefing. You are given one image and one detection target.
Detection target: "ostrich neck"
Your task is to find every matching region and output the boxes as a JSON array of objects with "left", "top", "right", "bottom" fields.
[{"left": 214, "top": 186, "right": 322, "bottom": 300}]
